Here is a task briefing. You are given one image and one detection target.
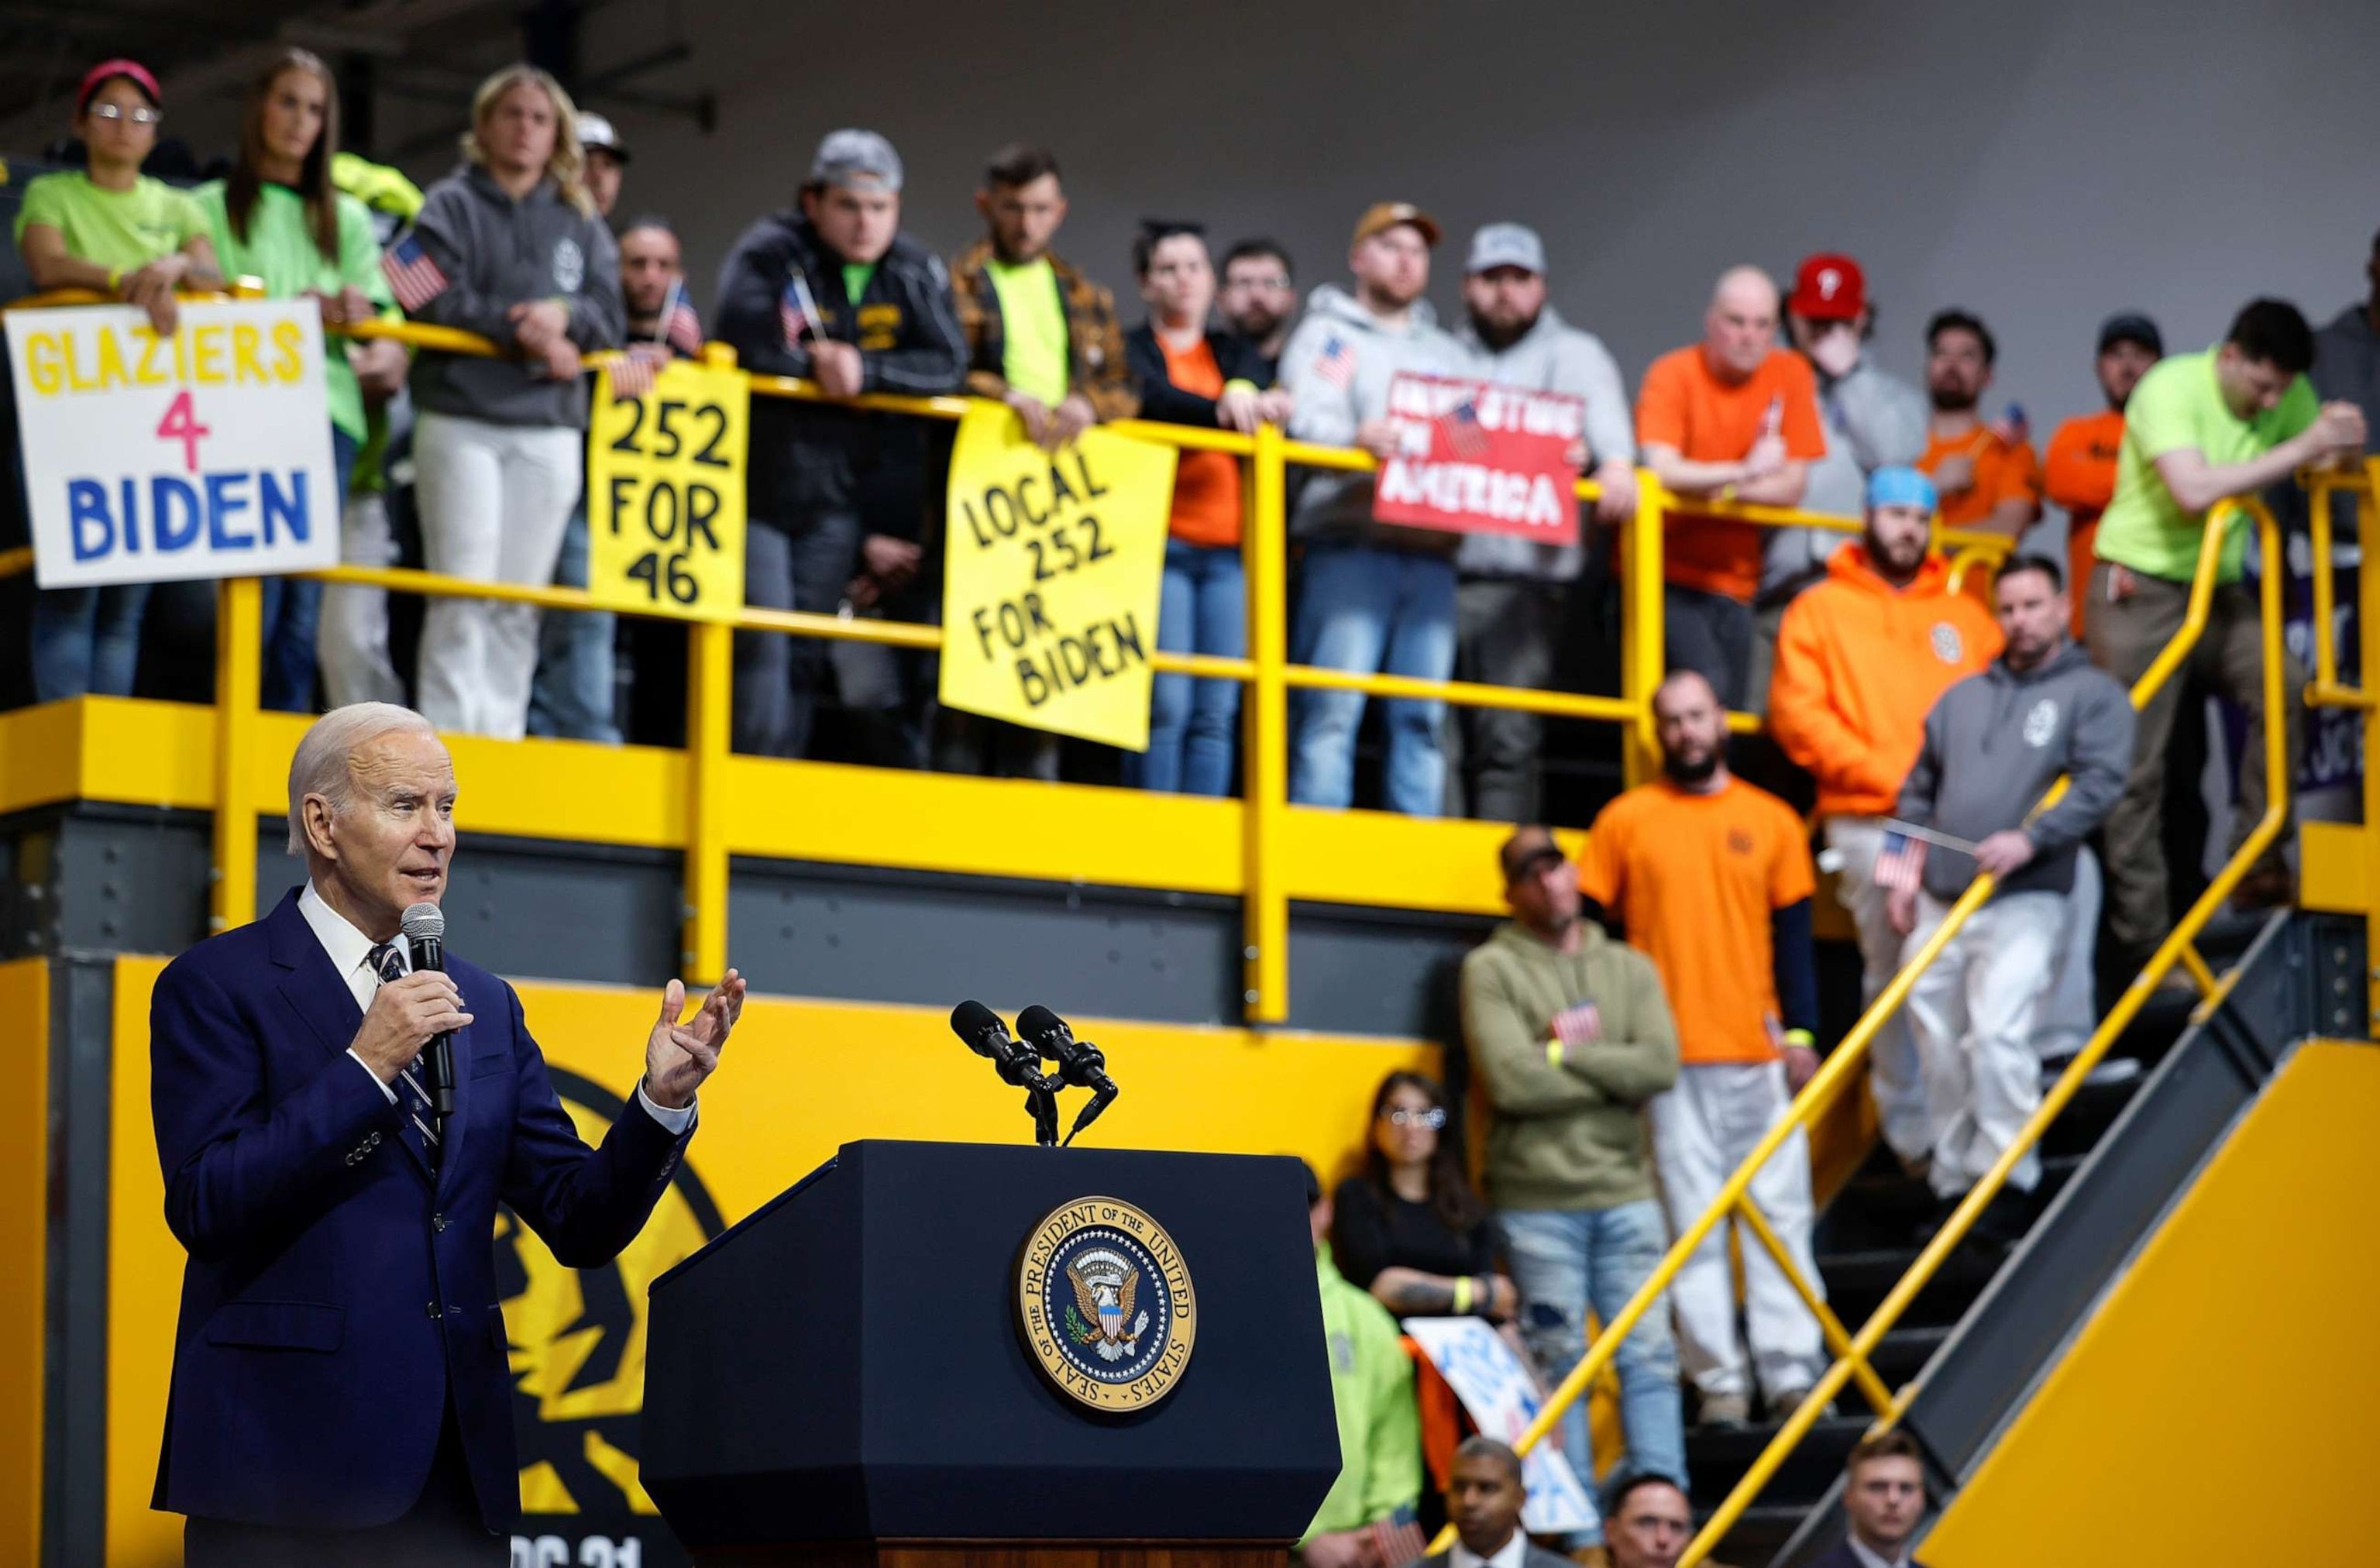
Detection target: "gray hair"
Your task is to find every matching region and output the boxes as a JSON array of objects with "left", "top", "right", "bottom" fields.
[{"left": 286, "top": 703, "right": 439, "bottom": 856}]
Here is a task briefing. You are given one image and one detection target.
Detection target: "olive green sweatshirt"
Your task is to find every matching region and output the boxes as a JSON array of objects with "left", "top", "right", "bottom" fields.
[{"left": 1460, "top": 919, "right": 1680, "bottom": 1212}]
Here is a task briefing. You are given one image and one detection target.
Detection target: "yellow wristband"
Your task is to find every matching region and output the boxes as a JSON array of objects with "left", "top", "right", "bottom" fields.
[
  {"left": 106, "top": 266, "right": 125, "bottom": 291},
  {"left": 1718, "top": 483, "right": 1739, "bottom": 502},
  {"left": 1546, "top": 1039, "right": 1564, "bottom": 1070},
  {"left": 1784, "top": 1029, "right": 1815, "bottom": 1050},
  {"left": 1452, "top": 1276, "right": 1474, "bottom": 1315}
]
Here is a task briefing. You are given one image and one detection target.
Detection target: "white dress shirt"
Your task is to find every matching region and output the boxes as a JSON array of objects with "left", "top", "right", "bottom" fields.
[
  {"left": 1450, "top": 1528, "right": 1530, "bottom": 1568},
  {"left": 1849, "top": 1536, "right": 1912, "bottom": 1568},
  {"left": 298, "top": 882, "right": 694, "bottom": 1133}
]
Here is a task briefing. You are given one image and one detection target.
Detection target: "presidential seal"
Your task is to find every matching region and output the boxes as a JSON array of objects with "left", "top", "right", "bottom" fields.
[{"left": 1016, "top": 1195, "right": 1196, "bottom": 1412}]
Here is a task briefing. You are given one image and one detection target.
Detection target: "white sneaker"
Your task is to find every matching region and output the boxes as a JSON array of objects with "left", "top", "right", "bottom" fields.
[{"left": 2039, "top": 1052, "right": 2143, "bottom": 1092}]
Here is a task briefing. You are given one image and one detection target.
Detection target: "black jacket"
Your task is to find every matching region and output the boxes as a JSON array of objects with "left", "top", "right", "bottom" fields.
[
  {"left": 1123, "top": 322, "right": 1273, "bottom": 428},
  {"left": 713, "top": 212, "right": 966, "bottom": 527}
]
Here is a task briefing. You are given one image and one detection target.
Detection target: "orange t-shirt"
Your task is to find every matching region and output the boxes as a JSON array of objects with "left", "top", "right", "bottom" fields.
[
  {"left": 2043, "top": 408, "right": 2126, "bottom": 636},
  {"left": 1157, "top": 336, "right": 1243, "bottom": 548},
  {"left": 1918, "top": 427, "right": 2042, "bottom": 531},
  {"left": 1577, "top": 776, "right": 1816, "bottom": 1064},
  {"left": 1635, "top": 346, "right": 1828, "bottom": 602}
]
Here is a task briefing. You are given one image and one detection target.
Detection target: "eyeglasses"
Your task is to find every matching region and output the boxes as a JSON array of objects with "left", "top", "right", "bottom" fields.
[
  {"left": 1382, "top": 1107, "right": 1447, "bottom": 1130},
  {"left": 88, "top": 104, "right": 163, "bottom": 126},
  {"left": 1224, "top": 275, "right": 1291, "bottom": 291}
]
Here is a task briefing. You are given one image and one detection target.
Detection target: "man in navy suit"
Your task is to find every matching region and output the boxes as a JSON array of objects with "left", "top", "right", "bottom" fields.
[
  {"left": 1808, "top": 1429, "right": 1932, "bottom": 1568},
  {"left": 149, "top": 701, "right": 747, "bottom": 1564},
  {"left": 1400, "top": 1437, "right": 1577, "bottom": 1568}
]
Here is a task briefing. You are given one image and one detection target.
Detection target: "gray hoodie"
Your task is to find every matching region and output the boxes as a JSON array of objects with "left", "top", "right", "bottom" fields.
[
  {"left": 1279, "top": 283, "right": 1470, "bottom": 548},
  {"left": 1760, "top": 355, "right": 1927, "bottom": 603},
  {"left": 1896, "top": 638, "right": 2134, "bottom": 902},
  {"left": 404, "top": 164, "right": 624, "bottom": 429},
  {"left": 1453, "top": 304, "right": 1634, "bottom": 583}
]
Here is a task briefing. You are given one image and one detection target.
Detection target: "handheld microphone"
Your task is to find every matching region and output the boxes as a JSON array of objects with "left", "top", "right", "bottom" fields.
[
  {"left": 400, "top": 902, "right": 459, "bottom": 1118},
  {"left": 1016, "top": 1005, "right": 1119, "bottom": 1147}
]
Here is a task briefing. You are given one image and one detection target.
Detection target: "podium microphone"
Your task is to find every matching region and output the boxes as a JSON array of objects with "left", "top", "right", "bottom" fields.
[
  {"left": 1016, "top": 1006, "right": 1119, "bottom": 1147},
  {"left": 399, "top": 903, "right": 459, "bottom": 1119},
  {"left": 951, "top": 1000, "right": 1062, "bottom": 1145}
]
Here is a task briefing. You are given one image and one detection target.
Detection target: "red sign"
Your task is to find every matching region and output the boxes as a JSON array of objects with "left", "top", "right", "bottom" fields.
[{"left": 1370, "top": 373, "right": 1584, "bottom": 545}]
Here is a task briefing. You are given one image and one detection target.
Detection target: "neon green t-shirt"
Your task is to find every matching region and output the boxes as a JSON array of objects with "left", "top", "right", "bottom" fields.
[
  {"left": 192, "top": 182, "right": 397, "bottom": 443},
  {"left": 841, "top": 261, "right": 878, "bottom": 306},
  {"left": 985, "top": 256, "right": 1069, "bottom": 407},
  {"left": 2096, "top": 347, "right": 2319, "bottom": 584},
  {"left": 13, "top": 170, "right": 208, "bottom": 271}
]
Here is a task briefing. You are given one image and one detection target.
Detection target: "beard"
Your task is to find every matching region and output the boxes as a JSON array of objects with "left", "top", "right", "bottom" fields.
[
  {"left": 1470, "top": 308, "right": 1538, "bottom": 353},
  {"left": 1663, "top": 745, "right": 1719, "bottom": 786},
  {"left": 1929, "top": 383, "right": 1979, "bottom": 413}
]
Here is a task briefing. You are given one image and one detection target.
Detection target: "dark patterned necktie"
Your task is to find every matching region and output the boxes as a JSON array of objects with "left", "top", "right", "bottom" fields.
[{"left": 368, "top": 940, "right": 441, "bottom": 1170}]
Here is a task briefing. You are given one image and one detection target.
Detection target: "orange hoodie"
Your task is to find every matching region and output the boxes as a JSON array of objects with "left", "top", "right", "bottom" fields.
[{"left": 1768, "top": 545, "right": 2005, "bottom": 817}]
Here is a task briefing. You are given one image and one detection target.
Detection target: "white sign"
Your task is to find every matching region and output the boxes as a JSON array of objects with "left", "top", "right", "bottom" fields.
[
  {"left": 1402, "top": 1315, "right": 1599, "bottom": 1535},
  {"left": 6, "top": 300, "right": 339, "bottom": 588}
]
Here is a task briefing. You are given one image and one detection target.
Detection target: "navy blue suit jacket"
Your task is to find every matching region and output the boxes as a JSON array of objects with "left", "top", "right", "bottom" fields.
[
  {"left": 1807, "top": 1542, "right": 1929, "bottom": 1568},
  {"left": 148, "top": 889, "right": 693, "bottom": 1530}
]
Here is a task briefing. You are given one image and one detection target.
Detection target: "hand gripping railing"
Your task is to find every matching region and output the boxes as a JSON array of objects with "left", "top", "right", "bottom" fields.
[
  {"left": 1415, "top": 506, "right": 2240, "bottom": 1562},
  {"left": 0, "top": 289, "right": 2010, "bottom": 1017}
]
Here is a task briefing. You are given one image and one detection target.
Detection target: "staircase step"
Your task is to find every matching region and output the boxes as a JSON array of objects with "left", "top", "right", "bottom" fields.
[
  {"left": 1817, "top": 1243, "right": 2001, "bottom": 1329},
  {"left": 1701, "top": 1502, "right": 1803, "bottom": 1564},
  {"left": 1685, "top": 1413, "right": 1869, "bottom": 1512}
]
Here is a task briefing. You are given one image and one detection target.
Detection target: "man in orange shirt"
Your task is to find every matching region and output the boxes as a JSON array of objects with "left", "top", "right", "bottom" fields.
[
  {"left": 1578, "top": 671, "right": 1826, "bottom": 1425},
  {"left": 2042, "top": 314, "right": 2162, "bottom": 638},
  {"left": 1637, "top": 266, "right": 1828, "bottom": 710},
  {"left": 1767, "top": 466, "right": 2000, "bottom": 1171},
  {"left": 1917, "top": 310, "right": 2041, "bottom": 538}
]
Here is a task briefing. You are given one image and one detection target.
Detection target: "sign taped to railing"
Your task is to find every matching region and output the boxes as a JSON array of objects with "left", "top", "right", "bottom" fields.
[
  {"left": 940, "top": 401, "right": 1177, "bottom": 749},
  {"left": 4, "top": 300, "right": 339, "bottom": 588},
  {"left": 1371, "top": 372, "right": 1584, "bottom": 545},
  {"left": 586, "top": 357, "right": 749, "bottom": 622}
]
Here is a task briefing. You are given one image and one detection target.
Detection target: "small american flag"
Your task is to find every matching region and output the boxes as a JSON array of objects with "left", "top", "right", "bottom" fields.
[
  {"left": 610, "top": 345, "right": 664, "bottom": 400},
  {"left": 1436, "top": 397, "right": 1490, "bottom": 458},
  {"left": 666, "top": 299, "right": 703, "bottom": 356},
  {"left": 1873, "top": 830, "right": 1926, "bottom": 893},
  {"left": 1367, "top": 1508, "right": 1428, "bottom": 1568},
  {"left": 1313, "top": 335, "right": 1356, "bottom": 389},
  {"left": 1549, "top": 999, "right": 1603, "bottom": 1047},
  {"left": 781, "top": 270, "right": 821, "bottom": 349},
  {"left": 380, "top": 232, "right": 449, "bottom": 313}
]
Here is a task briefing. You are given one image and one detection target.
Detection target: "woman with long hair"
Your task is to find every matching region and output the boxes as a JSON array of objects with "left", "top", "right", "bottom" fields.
[
  {"left": 195, "top": 48, "right": 406, "bottom": 714},
  {"left": 399, "top": 64, "right": 623, "bottom": 738},
  {"left": 1120, "top": 220, "right": 1290, "bottom": 795},
  {"left": 1332, "top": 1070, "right": 1515, "bottom": 1319}
]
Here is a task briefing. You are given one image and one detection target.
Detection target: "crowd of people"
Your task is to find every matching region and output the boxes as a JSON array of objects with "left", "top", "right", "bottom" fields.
[{"left": 15, "top": 55, "right": 2376, "bottom": 852}]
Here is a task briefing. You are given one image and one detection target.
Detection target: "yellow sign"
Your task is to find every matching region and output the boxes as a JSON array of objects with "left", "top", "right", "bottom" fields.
[
  {"left": 1016, "top": 1195, "right": 1196, "bottom": 1412},
  {"left": 940, "top": 404, "right": 1177, "bottom": 749},
  {"left": 586, "top": 359, "right": 748, "bottom": 622}
]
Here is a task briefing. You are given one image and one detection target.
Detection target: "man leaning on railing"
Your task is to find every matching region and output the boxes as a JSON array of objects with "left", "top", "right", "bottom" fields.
[{"left": 2084, "top": 298, "right": 2367, "bottom": 971}]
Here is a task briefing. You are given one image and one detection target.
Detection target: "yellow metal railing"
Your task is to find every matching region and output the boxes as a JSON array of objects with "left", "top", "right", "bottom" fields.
[
  {"left": 0, "top": 291, "right": 2010, "bottom": 1015},
  {"left": 2297, "top": 462, "right": 2380, "bottom": 1037},
  {"left": 1408, "top": 500, "right": 2254, "bottom": 1561}
]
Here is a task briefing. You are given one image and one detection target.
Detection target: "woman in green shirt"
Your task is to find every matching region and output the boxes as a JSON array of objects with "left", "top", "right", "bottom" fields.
[
  {"left": 194, "top": 48, "right": 403, "bottom": 714},
  {"left": 14, "top": 58, "right": 221, "bottom": 703}
]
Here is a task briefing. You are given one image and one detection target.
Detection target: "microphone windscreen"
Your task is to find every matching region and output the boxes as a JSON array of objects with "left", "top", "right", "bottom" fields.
[
  {"left": 951, "top": 999, "right": 1003, "bottom": 1040},
  {"left": 401, "top": 902, "right": 445, "bottom": 942},
  {"left": 1015, "top": 1005, "right": 1064, "bottom": 1040}
]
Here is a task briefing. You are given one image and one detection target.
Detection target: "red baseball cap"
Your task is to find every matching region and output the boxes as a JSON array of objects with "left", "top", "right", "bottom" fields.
[
  {"left": 1788, "top": 253, "right": 1866, "bottom": 321},
  {"left": 77, "top": 58, "right": 162, "bottom": 115}
]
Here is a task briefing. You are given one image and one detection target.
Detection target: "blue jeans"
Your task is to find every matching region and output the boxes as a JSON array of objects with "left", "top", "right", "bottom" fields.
[
  {"left": 1124, "top": 539, "right": 1245, "bottom": 796},
  {"left": 256, "top": 426, "right": 359, "bottom": 714},
  {"left": 527, "top": 504, "right": 621, "bottom": 743},
  {"left": 30, "top": 582, "right": 152, "bottom": 701},
  {"left": 1288, "top": 543, "right": 1456, "bottom": 814},
  {"left": 1498, "top": 1201, "right": 1689, "bottom": 1502}
]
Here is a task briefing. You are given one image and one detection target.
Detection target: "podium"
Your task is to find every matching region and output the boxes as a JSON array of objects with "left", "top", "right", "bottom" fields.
[{"left": 642, "top": 1140, "right": 1342, "bottom": 1567}]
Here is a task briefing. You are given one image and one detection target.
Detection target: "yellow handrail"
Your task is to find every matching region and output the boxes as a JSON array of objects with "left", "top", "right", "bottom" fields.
[
  {"left": 1677, "top": 502, "right": 2285, "bottom": 1563},
  {"left": 2, "top": 290, "right": 2012, "bottom": 1013},
  {"left": 1413, "top": 509, "right": 2228, "bottom": 1561}
]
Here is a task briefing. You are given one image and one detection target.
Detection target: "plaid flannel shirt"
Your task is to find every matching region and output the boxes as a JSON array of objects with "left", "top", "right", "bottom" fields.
[{"left": 949, "top": 238, "right": 1138, "bottom": 422}]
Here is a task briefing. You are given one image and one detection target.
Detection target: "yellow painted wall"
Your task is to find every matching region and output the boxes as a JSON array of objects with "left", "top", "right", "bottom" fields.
[
  {"left": 1925, "top": 1041, "right": 2380, "bottom": 1564},
  {"left": 0, "top": 959, "right": 46, "bottom": 1568},
  {"left": 105, "top": 958, "right": 1439, "bottom": 1562}
]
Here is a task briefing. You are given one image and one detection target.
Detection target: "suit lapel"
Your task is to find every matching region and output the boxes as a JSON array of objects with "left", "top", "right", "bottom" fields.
[
  {"left": 435, "top": 1001, "right": 471, "bottom": 1200},
  {"left": 266, "top": 892, "right": 367, "bottom": 1061}
]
